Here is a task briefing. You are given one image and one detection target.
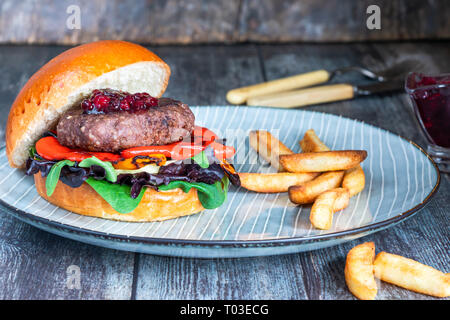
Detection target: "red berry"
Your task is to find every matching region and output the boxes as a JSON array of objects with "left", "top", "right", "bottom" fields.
[
  {"left": 133, "top": 99, "right": 145, "bottom": 110},
  {"left": 81, "top": 100, "right": 93, "bottom": 111},
  {"left": 120, "top": 99, "right": 131, "bottom": 111},
  {"left": 91, "top": 89, "right": 102, "bottom": 97},
  {"left": 81, "top": 89, "right": 159, "bottom": 114},
  {"left": 93, "top": 95, "right": 110, "bottom": 110},
  {"left": 148, "top": 97, "right": 158, "bottom": 106}
]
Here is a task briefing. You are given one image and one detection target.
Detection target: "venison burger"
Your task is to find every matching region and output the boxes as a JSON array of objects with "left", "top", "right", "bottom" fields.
[{"left": 6, "top": 40, "right": 239, "bottom": 222}]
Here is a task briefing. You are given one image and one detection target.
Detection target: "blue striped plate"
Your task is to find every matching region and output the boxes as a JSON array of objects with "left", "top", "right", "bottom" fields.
[{"left": 0, "top": 106, "right": 440, "bottom": 257}]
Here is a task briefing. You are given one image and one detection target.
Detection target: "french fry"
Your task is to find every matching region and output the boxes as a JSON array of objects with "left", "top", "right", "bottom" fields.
[
  {"left": 310, "top": 189, "right": 338, "bottom": 229},
  {"left": 279, "top": 150, "right": 367, "bottom": 173},
  {"left": 249, "top": 130, "right": 294, "bottom": 171},
  {"left": 288, "top": 171, "right": 344, "bottom": 204},
  {"left": 374, "top": 252, "right": 450, "bottom": 298},
  {"left": 300, "top": 129, "right": 330, "bottom": 152},
  {"left": 333, "top": 187, "right": 350, "bottom": 212},
  {"left": 342, "top": 165, "right": 365, "bottom": 197},
  {"left": 310, "top": 188, "right": 349, "bottom": 229},
  {"left": 300, "top": 129, "right": 366, "bottom": 197},
  {"left": 300, "top": 130, "right": 349, "bottom": 214},
  {"left": 345, "top": 242, "right": 378, "bottom": 300},
  {"left": 238, "top": 172, "right": 319, "bottom": 193}
]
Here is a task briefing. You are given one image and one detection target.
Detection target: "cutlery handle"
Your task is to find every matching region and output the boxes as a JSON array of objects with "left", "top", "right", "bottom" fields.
[
  {"left": 247, "top": 84, "right": 355, "bottom": 108},
  {"left": 226, "top": 70, "right": 331, "bottom": 105}
]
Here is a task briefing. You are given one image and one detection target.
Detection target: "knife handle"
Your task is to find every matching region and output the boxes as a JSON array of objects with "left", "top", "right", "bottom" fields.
[
  {"left": 226, "top": 70, "right": 331, "bottom": 105},
  {"left": 247, "top": 84, "right": 355, "bottom": 108}
]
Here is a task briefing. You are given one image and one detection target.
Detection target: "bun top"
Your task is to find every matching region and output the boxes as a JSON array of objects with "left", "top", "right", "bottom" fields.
[{"left": 6, "top": 40, "right": 171, "bottom": 168}]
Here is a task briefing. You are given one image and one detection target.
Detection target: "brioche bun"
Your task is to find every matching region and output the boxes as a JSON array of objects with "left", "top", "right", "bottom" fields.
[
  {"left": 34, "top": 174, "right": 204, "bottom": 222},
  {"left": 6, "top": 40, "right": 171, "bottom": 168}
]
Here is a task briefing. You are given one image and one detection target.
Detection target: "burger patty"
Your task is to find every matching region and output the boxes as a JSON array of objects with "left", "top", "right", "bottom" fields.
[{"left": 57, "top": 98, "right": 195, "bottom": 152}]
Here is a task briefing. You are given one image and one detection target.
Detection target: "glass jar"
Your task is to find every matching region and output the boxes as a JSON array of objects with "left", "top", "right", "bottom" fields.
[{"left": 405, "top": 72, "right": 450, "bottom": 172}]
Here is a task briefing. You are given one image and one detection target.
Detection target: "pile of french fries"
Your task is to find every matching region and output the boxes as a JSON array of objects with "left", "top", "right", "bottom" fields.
[
  {"left": 345, "top": 242, "right": 450, "bottom": 299},
  {"left": 239, "top": 129, "right": 367, "bottom": 230}
]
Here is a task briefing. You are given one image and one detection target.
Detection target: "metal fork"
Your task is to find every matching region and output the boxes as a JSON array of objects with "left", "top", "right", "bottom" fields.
[{"left": 330, "top": 59, "right": 425, "bottom": 82}]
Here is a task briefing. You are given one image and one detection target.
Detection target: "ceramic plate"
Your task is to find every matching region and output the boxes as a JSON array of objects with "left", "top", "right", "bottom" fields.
[{"left": 0, "top": 106, "right": 440, "bottom": 257}]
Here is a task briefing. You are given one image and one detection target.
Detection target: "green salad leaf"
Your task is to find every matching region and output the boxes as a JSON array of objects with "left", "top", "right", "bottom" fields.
[
  {"left": 191, "top": 150, "right": 209, "bottom": 168},
  {"left": 40, "top": 151, "right": 228, "bottom": 214},
  {"left": 45, "top": 160, "right": 75, "bottom": 196},
  {"left": 158, "top": 176, "right": 229, "bottom": 209},
  {"left": 29, "top": 145, "right": 37, "bottom": 158},
  {"left": 79, "top": 156, "right": 117, "bottom": 183},
  {"left": 84, "top": 178, "right": 146, "bottom": 214}
]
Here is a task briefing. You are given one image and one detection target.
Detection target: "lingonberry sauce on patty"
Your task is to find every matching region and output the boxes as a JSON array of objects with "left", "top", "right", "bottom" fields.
[{"left": 81, "top": 89, "right": 159, "bottom": 114}]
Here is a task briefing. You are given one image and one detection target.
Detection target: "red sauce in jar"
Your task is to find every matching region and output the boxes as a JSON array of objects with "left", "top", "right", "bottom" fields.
[{"left": 407, "top": 74, "right": 450, "bottom": 148}]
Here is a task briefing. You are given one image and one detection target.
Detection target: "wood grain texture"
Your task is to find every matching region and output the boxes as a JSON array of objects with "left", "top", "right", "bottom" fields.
[
  {"left": 0, "top": 0, "right": 240, "bottom": 45},
  {"left": 239, "top": 0, "right": 450, "bottom": 42},
  {"left": 151, "top": 45, "right": 262, "bottom": 105},
  {"left": 0, "top": 0, "right": 448, "bottom": 44},
  {"left": 0, "top": 211, "right": 135, "bottom": 299},
  {"left": 0, "top": 42, "right": 448, "bottom": 300}
]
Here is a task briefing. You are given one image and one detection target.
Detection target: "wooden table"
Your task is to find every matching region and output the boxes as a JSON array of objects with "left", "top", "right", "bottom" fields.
[{"left": 0, "top": 42, "right": 448, "bottom": 300}]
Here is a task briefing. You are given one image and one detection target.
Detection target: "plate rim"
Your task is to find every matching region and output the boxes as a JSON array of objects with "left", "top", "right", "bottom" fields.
[{"left": 0, "top": 108, "right": 441, "bottom": 248}]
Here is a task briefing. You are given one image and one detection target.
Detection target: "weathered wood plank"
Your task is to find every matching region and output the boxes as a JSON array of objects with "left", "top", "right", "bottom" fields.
[
  {"left": 135, "top": 254, "right": 309, "bottom": 299},
  {"left": 0, "top": 0, "right": 448, "bottom": 44},
  {"left": 0, "top": 0, "right": 240, "bottom": 45},
  {"left": 240, "top": 0, "right": 450, "bottom": 42},
  {"left": 151, "top": 44, "right": 263, "bottom": 105},
  {"left": 0, "top": 212, "right": 135, "bottom": 299}
]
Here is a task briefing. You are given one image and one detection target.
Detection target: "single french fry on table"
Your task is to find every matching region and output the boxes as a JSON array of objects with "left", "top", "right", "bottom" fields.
[
  {"left": 374, "top": 252, "right": 450, "bottom": 298},
  {"left": 279, "top": 150, "right": 367, "bottom": 173},
  {"left": 345, "top": 242, "right": 378, "bottom": 300},
  {"left": 309, "top": 187, "right": 349, "bottom": 229},
  {"left": 288, "top": 171, "right": 344, "bottom": 204},
  {"left": 249, "top": 130, "right": 294, "bottom": 171},
  {"left": 238, "top": 172, "right": 319, "bottom": 193}
]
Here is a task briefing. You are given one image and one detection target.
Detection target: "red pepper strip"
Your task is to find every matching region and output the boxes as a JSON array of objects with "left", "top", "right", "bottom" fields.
[
  {"left": 36, "top": 127, "right": 233, "bottom": 163},
  {"left": 121, "top": 141, "right": 206, "bottom": 160},
  {"left": 193, "top": 127, "right": 235, "bottom": 159},
  {"left": 35, "top": 136, "right": 122, "bottom": 162},
  {"left": 121, "top": 140, "right": 235, "bottom": 161},
  {"left": 193, "top": 126, "right": 218, "bottom": 142},
  {"left": 210, "top": 141, "right": 236, "bottom": 160},
  {"left": 121, "top": 127, "right": 233, "bottom": 161},
  {"left": 122, "top": 126, "right": 217, "bottom": 160}
]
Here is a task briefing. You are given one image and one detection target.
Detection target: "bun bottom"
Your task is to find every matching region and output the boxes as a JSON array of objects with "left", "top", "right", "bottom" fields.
[{"left": 34, "top": 174, "right": 204, "bottom": 222}]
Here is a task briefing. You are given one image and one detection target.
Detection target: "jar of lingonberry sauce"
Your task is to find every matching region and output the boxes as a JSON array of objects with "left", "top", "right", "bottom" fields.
[{"left": 405, "top": 72, "right": 450, "bottom": 172}]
